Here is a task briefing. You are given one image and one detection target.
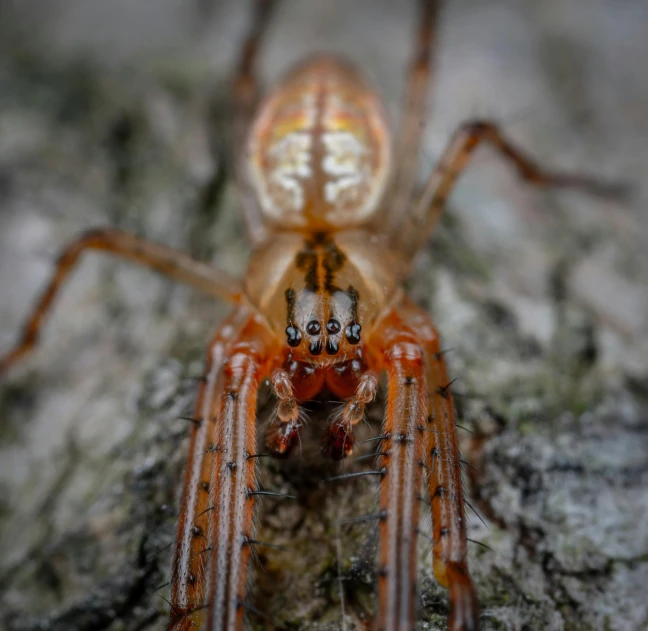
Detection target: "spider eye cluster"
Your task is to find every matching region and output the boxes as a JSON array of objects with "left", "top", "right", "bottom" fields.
[
  {"left": 284, "top": 317, "right": 361, "bottom": 355},
  {"left": 306, "top": 321, "right": 321, "bottom": 335},
  {"left": 326, "top": 319, "right": 341, "bottom": 334}
]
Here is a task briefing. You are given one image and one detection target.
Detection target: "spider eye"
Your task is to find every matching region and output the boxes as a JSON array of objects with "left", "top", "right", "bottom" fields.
[
  {"left": 326, "top": 318, "right": 341, "bottom": 334},
  {"left": 345, "top": 322, "right": 362, "bottom": 345},
  {"left": 306, "top": 320, "right": 321, "bottom": 335},
  {"left": 309, "top": 340, "right": 323, "bottom": 355},
  {"left": 325, "top": 340, "right": 339, "bottom": 355},
  {"left": 285, "top": 325, "right": 302, "bottom": 347}
]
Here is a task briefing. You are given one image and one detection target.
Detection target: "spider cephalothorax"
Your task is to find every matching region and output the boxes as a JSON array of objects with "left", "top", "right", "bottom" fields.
[{"left": 283, "top": 244, "right": 363, "bottom": 358}]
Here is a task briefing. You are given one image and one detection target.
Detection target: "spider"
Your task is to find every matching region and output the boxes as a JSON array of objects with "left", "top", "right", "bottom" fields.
[{"left": 0, "top": 1, "right": 620, "bottom": 629}]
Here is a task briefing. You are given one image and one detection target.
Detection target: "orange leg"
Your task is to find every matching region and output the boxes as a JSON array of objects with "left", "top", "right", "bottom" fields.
[
  {"left": 168, "top": 309, "right": 277, "bottom": 631},
  {"left": 0, "top": 228, "right": 242, "bottom": 373},
  {"left": 387, "top": 0, "right": 441, "bottom": 229},
  {"left": 168, "top": 309, "right": 250, "bottom": 631},
  {"left": 402, "top": 301, "right": 479, "bottom": 631},
  {"left": 369, "top": 311, "right": 429, "bottom": 631},
  {"left": 394, "top": 119, "right": 626, "bottom": 262},
  {"left": 232, "top": 0, "right": 280, "bottom": 244}
]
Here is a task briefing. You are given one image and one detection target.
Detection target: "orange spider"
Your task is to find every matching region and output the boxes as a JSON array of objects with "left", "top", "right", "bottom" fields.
[{"left": 0, "top": 1, "right": 619, "bottom": 629}]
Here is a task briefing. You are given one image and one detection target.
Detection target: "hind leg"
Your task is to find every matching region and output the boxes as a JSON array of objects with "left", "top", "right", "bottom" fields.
[
  {"left": 394, "top": 119, "right": 626, "bottom": 263},
  {"left": 231, "top": 0, "right": 281, "bottom": 244}
]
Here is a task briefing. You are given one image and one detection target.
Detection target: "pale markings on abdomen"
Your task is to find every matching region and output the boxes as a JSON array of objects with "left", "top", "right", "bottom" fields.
[
  {"left": 321, "top": 130, "right": 370, "bottom": 205},
  {"left": 263, "top": 90, "right": 317, "bottom": 213},
  {"left": 267, "top": 131, "right": 312, "bottom": 212},
  {"left": 321, "top": 131, "right": 367, "bottom": 175}
]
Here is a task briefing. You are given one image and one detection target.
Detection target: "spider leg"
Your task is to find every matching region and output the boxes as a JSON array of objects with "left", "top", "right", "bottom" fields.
[
  {"left": 169, "top": 309, "right": 278, "bottom": 631},
  {"left": 387, "top": 0, "right": 441, "bottom": 229},
  {"left": 368, "top": 311, "right": 429, "bottom": 631},
  {"left": 232, "top": 0, "right": 281, "bottom": 244},
  {"left": 401, "top": 301, "right": 479, "bottom": 631},
  {"left": 0, "top": 228, "right": 243, "bottom": 373},
  {"left": 169, "top": 309, "right": 250, "bottom": 631},
  {"left": 394, "top": 119, "right": 626, "bottom": 262}
]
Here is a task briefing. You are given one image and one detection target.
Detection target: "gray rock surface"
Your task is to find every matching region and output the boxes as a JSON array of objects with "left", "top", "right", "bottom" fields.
[{"left": 1, "top": 1, "right": 647, "bottom": 630}]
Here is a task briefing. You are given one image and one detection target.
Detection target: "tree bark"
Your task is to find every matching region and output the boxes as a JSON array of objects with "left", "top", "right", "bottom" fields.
[{"left": 1, "top": 1, "right": 647, "bottom": 630}]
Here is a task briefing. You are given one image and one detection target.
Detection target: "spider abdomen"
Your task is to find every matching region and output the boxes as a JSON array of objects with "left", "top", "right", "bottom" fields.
[{"left": 247, "top": 55, "right": 392, "bottom": 231}]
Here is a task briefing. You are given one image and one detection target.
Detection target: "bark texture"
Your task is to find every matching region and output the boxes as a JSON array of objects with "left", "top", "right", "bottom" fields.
[{"left": 1, "top": 1, "right": 647, "bottom": 630}]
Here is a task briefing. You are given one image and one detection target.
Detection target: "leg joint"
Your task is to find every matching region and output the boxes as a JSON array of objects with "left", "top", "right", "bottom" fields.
[
  {"left": 387, "top": 341, "right": 424, "bottom": 364},
  {"left": 460, "top": 119, "right": 497, "bottom": 136}
]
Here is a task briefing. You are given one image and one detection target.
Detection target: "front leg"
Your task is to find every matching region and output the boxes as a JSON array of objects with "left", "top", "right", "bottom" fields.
[
  {"left": 169, "top": 310, "right": 249, "bottom": 631},
  {"left": 368, "top": 312, "right": 429, "bottom": 631},
  {"left": 402, "top": 302, "right": 479, "bottom": 631},
  {"left": 169, "top": 311, "right": 277, "bottom": 631},
  {"left": 426, "top": 346, "right": 479, "bottom": 631}
]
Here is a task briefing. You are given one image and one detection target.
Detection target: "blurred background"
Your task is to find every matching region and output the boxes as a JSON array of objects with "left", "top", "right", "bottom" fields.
[{"left": 0, "top": 1, "right": 647, "bottom": 630}]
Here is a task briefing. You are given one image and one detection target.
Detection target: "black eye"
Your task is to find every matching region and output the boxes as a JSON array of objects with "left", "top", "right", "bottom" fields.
[
  {"left": 326, "top": 340, "right": 339, "bottom": 355},
  {"left": 309, "top": 341, "right": 323, "bottom": 355},
  {"left": 326, "top": 318, "right": 341, "bottom": 334},
  {"left": 306, "top": 320, "right": 321, "bottom": 335},
  {"left": 285, "top": 325, "right": 302, "bottom": 347},
  {"left": 346, "top": 322, "right": 362, "bottom": 345}
]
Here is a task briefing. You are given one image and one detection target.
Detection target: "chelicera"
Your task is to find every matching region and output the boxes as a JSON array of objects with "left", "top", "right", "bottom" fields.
[{"left": 0, "top": 1, "right": 619, "bottom": 629}]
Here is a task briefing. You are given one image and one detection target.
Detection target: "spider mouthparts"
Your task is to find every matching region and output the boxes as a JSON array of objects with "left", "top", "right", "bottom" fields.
[
  {"left": 267, "top": 419, "right": 302, "bottom": 458},
  {"left": 321, "top": 419, "right": 354, "bottom": 460}
]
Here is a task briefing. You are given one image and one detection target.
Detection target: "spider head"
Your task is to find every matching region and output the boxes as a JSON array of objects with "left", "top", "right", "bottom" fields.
[
  {"left": 244, "top": 231, "right": 401, "bottom": 362},
  {"left": 284, "top": 286, "right": 362, "bottom": 361}
]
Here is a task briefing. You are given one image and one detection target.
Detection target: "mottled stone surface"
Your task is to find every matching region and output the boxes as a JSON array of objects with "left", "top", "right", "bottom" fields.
[{"left": 0, "top": 1, "right": 647, "bottom": 630}]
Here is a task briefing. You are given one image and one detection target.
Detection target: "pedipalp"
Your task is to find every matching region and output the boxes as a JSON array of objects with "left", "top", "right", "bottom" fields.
[
  {"left": 322, "top": 371, "right": 378, "bottom": 460},
  {"left": 266, "top": 367, "right": 303, "bottom": 456}
]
